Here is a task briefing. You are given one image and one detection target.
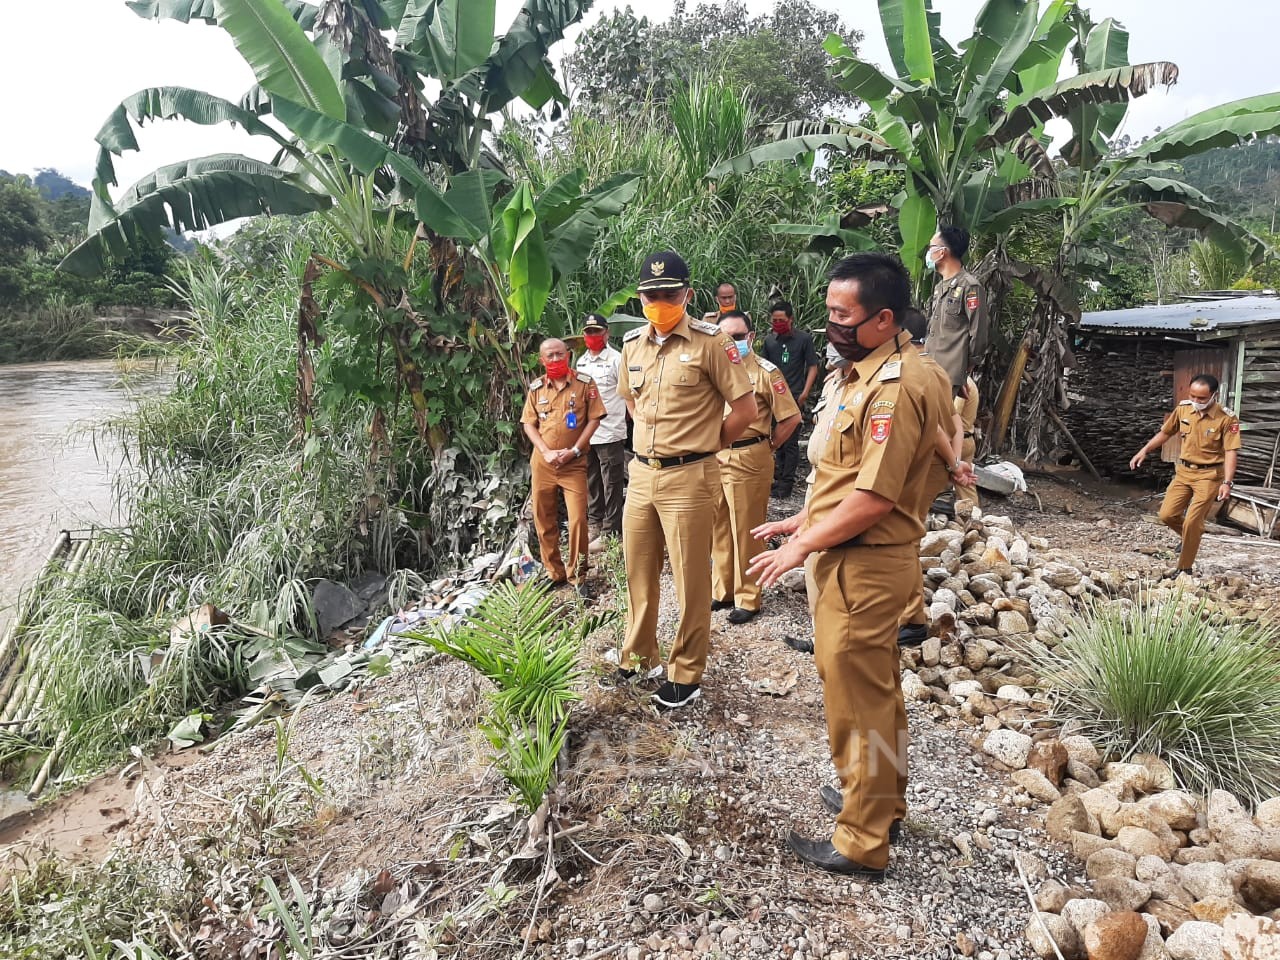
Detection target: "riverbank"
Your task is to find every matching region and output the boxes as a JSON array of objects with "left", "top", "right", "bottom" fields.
[
  {"left": 0, "top": 306, "right": 172, "bottom": 365},
  {"left": 4, "top": 473, "right": 1279, "bottom": 958}
]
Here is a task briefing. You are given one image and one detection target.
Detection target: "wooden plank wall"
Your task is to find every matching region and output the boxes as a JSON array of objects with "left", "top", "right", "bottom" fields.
[{"left": 1239, "top": 334, "right": 1280, "bottom": 484}]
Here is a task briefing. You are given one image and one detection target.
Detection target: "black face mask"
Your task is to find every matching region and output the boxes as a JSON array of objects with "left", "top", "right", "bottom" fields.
[{"left": 825, "top": 312, "right": 880, "bottom": 362}]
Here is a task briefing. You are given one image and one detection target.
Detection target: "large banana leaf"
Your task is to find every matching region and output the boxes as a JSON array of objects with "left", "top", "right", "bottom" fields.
[
  {"left": 897, "top": 187, "right": 937, "bottom": 282},
  {"left": 975, "top": 61, "right": 1179, "bottom": 150},
  {"left": 126, "top": 0, "right": 318, "bottom": 29},
  {"left": 878, "top": 0, "right": 935, "bottom": 85},
  {"left": 1009, "top": 0, "right": 1076, "bottom": 103},
  {"left": 542, "top": 173, "right": 641, "bottom": 279},
  {"left": 1060, "top": 18, "right": 1133, "bottom": 169},
  {"left": 492, "top": 183, "right": 552, "bottom": 331},
  {"left": 213, "top": 0, "right": 346, "bottom": 121},
  {"left": 980, "top": 196, "right": 1077, "bottom": 233},
  {"left": 1126, "top": 93, "right": 1280, "bottom": 164},
  {"left": 708, "top": 133, "right": 895, "bottom": 179},
  {"left": 771, "top": 218, "right": 879, "bottom": 256},
  {"left": 397, "top": 0, "right": 496, "bottom": 81},
  {"left": 63, "top": 155, "right": 328, "bottom": 276},
  {"left": 823, "top": 34, "right": 919, "bottom": 106},
  {"left": 92, "top": 87, "right": 294, "bottom": 194},
  {"left": 1127, "top": 175, "right": 1267, "bottom": 266},
  {"left": 415, "top": 168, "right": 507, "bottom": 243},
  {"left": 269, "top": 98, "right": 427, "bottom": 188},
  {"left": 956, "top": 0, "right": 1040, "bottom": 125}
]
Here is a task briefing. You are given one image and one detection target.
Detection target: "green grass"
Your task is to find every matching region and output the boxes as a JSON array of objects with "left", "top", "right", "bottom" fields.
[{"left": 1038, "top": 589, "right": 1280, "bottom": 802}]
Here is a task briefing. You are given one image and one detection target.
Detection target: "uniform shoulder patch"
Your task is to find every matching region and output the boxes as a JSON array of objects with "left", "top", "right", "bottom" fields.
[
  {"left": 529, "top": 377, "right": 543, "bottom": 390},
  {"left": 690, "top": 319, "right": 721, "bottom": 335},
  {"left": 756, "top": 357, "right": 778, "bottom": 372},
  {"left": 623, "top": 326, "right": 645, "bottom": 342},
  {"left": 1178, "top": 398, "right": 1193, "bottom": 405},
  {"left": 965, "top": 285, "right": 981, "bottom": 311}
]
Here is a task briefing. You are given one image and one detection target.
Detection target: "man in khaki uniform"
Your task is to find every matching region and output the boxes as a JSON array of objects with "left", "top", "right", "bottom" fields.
[
  {"left": 616, "top": 251, "right": 755, "bottom": 710},
  {"left": 711, "top": 310, "right": 802, "bottom": 624},
  {"left": 1130, "top": 372, "right": 1240, "bottom": 574},
  {"left": 750, "top": 252, "right": 947, "bottom": 879},
  {"left": 925, "top": 225, "right": 988, "bottom": 393},
  {"left": 955, "top": 375, "right": 980, "bottom": 509},
  {"left": 520, "top": 338, "right": 607, "bottom": 596}
]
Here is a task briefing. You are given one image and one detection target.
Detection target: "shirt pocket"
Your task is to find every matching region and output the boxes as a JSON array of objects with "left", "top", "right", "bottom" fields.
[
  {"left": 672, "top": 366, "right": 702, "bottom": 387},
  {"left": 627, "top": 371, "right": 645, "bottom": 394}
]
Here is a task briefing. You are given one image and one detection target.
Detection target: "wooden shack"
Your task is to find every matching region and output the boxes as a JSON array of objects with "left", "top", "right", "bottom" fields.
[{"left": 1068, "top": 295, "right": 1280, "bottom": 484}]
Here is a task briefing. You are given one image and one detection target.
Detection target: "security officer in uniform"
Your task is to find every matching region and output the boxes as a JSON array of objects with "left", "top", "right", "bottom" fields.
[
  {"left": 925, "top": 225, "right": 988, "bottom": 394},
  {"left": 520, "top": 338, "right": 607, "bottom": 596},
  {"left": 1130, "top": 373, "right": 1240, "bottom": 575},
  {"left": 616, "top": 252, "right": 755, "bottom": 710},
  {"left": 711, "top": 310, "right": 802, "bottom": 625},
  {"left": 750, "top": 252, "right": 947, "bottom": 879}
]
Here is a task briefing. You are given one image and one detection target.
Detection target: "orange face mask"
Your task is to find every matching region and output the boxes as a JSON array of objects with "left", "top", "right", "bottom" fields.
[
  {"left": 718, "top": 302, "right": 736, "bottom": 314},
  {"left": 643, "top": 299, "right": 686, "bottom": 334}
]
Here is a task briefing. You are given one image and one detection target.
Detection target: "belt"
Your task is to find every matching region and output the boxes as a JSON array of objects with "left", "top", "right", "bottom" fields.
[
  {"left": 632, "top": 451, "right": 712, "bottom": 470},
  {"left": 963, "top": 432, "right": 975, "bottom": 439},
  {"left": 1179, "top": 460, "right": 1223, "bottom": 470},
  {"left": 730, "top": 435, "right": 769, "bottom": 449}
]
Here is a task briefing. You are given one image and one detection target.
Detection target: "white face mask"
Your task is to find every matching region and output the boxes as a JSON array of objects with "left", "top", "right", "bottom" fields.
[
  {"left": 1191, "top": 395, "right": 1215, "bottom": 413},
  {"left": 925, "top": 251, "right": 939, "bottom": 271}
]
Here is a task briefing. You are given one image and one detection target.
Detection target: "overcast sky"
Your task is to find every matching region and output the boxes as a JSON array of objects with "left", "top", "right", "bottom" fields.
[{"left": 2, "top": 0, "right": 1277, "bottom": 190}]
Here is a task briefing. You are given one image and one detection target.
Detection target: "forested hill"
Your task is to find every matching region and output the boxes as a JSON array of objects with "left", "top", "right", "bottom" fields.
[{"left": 1176, "top": 136, "right": 1280, "bottom": 233}]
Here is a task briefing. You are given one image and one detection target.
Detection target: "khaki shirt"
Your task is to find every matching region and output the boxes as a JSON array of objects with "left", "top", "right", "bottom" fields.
[
  {"left": 926, "top": 269, "right": 988, "bottom": 391},
  {"left": 955, "top": 376, "right": 979, "bottom": 435},
  {"left": 807, "top": 335, "right": 947, "bottom": 546},
  {"left": 520, "top": 372, "right": 607, "bottom": 452},
  {"left": 734, "top": 351, "right": 801, "bottom": 440},
  {"left": 1160, "top": 400, "right": 1241, "bottom": 466},
  {"left": 619, "top": 315, "right": 752, "bottom": 457},
  {"left": 805, "top": 367, "right": 850, "bottom": 486}
]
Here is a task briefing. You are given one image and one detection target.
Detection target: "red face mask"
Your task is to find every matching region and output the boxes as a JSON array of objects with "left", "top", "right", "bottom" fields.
[
  {"left": 771, "top": 317, "right": 792, "bottom": 335},
  {"left": 543, "top": 357, "right": 570, "bottom": 380},
  {"left": 583, "top": 333, "right": 607, "bottom": 353}
]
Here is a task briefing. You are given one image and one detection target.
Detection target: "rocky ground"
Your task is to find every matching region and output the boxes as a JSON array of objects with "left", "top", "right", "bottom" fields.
[{"left": 3, "top": 466, "right": 1280, "bottom": 959}]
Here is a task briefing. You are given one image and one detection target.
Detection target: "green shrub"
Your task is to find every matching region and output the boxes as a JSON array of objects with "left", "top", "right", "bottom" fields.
[{"left": 1038, "top": 590, "right": 1280, "bottom": 802}]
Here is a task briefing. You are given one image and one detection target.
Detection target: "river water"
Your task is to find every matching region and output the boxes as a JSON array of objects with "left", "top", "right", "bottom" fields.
[{"left": 0, "top": 359, "right": 166, "bottom": 631}]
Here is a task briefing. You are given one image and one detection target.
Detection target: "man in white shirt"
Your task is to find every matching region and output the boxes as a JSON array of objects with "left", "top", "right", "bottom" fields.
[{"left": 575, "top": 313, "right": 628, "bottom": 552}]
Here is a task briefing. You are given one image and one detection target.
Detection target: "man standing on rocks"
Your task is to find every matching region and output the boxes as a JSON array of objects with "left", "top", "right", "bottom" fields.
[
  {"left": 1129, "top": 372, "right": 1240, "bottom": 575},
  {"left": 749, "top": 252, "right": 947, "bottom": 879},
  {"left": 521, "top": 338, "right": 607, "bottom": 597},
  {"left": 760, "top": 300, "right": 819, "bottom": 499},
  {"left": 711, "top": 309, "right": 801, "bottom": 626},
  {"left": 615, "top": 251, "right": 755, "bottom": 710},
  {"left": 575, "top": 313, "right": 627, "bottom": 552}
]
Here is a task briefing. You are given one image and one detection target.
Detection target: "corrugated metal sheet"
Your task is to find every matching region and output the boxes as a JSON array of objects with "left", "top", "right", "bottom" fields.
[{"left": 1080, "top": 295, "right": 1280, "bottom": 332}]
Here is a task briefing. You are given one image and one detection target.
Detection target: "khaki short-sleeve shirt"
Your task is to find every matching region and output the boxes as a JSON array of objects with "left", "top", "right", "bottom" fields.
[
  {"left": 618, "top": 315, "right": 753, "bottom": 457},
  {"left": 926, "top": 269, "right": 988, "bottom": 391},
  {"left": 806, "top": 336, "right": 946, "bottom": 546},
  {"left": 1160, "top": 400, "right": 1241, "bottom": 465},
  {"left": 734, "top": 352, "right": 801, "bottom": 439},
  {"left": 520, "top": 373, "right": 607, "bottom": 451}
]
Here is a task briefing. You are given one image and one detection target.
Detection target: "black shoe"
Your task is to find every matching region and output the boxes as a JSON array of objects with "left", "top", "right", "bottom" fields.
[
  {"left": 711, "top": 598, "right": 734, "bottom": 611},
  {"left": 784, "top": 635, "right": 814, "bottom": 654},
  {"left": 786, "top": 831, "right": 886, "bottom": 880},
  {"left": 897, "top": 623, "right": 928, "bottom": 647},
  {"left": 598, "top": 664, "right": 663, "bottom": 689},
  {"left": 653, "top": 681, "right": 701, "bottom": 710},
  {"left": 773, "top": 485, "right": 794, "bottom": 499},
  {"left": 726, "top": 607, "right": 757, "bottom": 625},
  {"left": 818, "top": 786, "right": 903, "bottom": 843}
]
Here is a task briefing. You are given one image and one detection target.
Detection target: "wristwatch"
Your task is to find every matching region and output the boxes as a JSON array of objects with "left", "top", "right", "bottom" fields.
[
  {"left": 1224, "top": 479, "right": 1234, "bottom": 487},
  {"left": 571, "top": 446, "right": 581, "bottom": 458}
]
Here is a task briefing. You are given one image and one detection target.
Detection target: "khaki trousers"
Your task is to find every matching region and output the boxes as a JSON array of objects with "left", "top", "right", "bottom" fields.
[
  {"left": 813, "top": 543, "right": 915, "bottom": 869},
  {"left": 711, "top": 441, "right": 774, "bottom": 611},
  {"left": 955, "top": 437, "right": 979, "bottom": 508},
  {"left": 1158, "top": 465, "right": 1222, "bottom": 569},
  {"left": 900, "top": 461, "right": 954, "bottom": 628},
  {"left": 621, "top": 457, "right": 719, "bottom": 684},
  {"left": 530, "top": 457, "right": 589, "bottom": 584}
]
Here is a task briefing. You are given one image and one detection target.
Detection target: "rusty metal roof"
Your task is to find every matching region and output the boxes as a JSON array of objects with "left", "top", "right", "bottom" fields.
[{"left": 1080, "top": 295, "right": 1280, "bottom": 333}]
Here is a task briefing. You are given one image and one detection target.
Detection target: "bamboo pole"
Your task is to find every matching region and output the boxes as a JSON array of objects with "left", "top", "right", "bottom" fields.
[
  {"left": 27, "top": 728, "right": 69, "bottom": 800},
  {"left": 0, "top": 530, "right": 71, "bottom": 685},
  {"left": 1046, "top": 407, "right": 1102, "bottom": 482},
  {"left": 988, "top": 336, "right": 1032, "bottom": 455}
]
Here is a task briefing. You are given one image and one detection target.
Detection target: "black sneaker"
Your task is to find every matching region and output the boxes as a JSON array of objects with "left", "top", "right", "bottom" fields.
[
  {"left": 897, "top": 623, "right": 928, "bottom": 646},
  {"left": 653, "top": 681, "right": 701, "bottom": 710},
  {"left": 711, "top": 598, "right": 734, "bottom": 611}
]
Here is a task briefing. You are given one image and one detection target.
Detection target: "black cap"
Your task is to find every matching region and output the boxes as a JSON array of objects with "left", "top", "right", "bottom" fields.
[
  {"left": 636, "top": 250, "right": 691, "bottom": 291},
  {"left": 582, "top": 312, "right": 608, "bottom": 331}
]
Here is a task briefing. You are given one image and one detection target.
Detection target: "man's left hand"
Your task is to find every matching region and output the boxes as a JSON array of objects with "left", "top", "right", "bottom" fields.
[
  {"left": 746, "top": 538, "right": 810, "bottom": 589},
  {"left": 1217, "top": 482, "right": 1233, "bottom": 502}
]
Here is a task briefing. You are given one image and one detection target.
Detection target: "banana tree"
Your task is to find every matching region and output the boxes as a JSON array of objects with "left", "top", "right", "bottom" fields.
[{"left": 708, "top": 0, "right": 1191, "bottom": 285}]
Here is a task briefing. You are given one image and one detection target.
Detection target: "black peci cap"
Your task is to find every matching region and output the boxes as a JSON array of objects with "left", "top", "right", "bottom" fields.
[
  {"left": 636, "top": 250, "right": 691, "bottom": 291},
  {"left": 582, "top": 312, "right": 608, "bottom": 331}
]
